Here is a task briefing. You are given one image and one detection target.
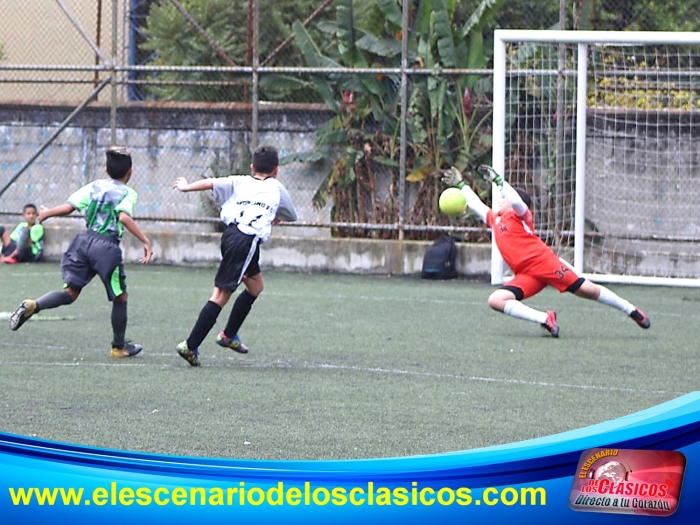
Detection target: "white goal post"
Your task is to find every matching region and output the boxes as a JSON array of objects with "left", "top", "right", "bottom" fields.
[{"left": 492, "top": 30, "right": 700, "bottom": 288}]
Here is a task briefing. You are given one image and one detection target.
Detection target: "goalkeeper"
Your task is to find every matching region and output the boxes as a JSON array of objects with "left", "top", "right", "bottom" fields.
[{"left": 442, "top": 166, "right": 650, "bottom": 337}]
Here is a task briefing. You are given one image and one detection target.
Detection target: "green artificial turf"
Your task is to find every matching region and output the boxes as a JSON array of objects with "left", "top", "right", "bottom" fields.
[{"left": 1, "top": 262, "right": 697, "bottom": 460}]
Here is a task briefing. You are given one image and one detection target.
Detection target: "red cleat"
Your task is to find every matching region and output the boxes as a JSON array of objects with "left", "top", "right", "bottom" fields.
[
  {"left": 630, "top": 309, "right": 650, "bottom": 329},
  {"left": 542, "top": 310, "right": 559, "bottom": 338}
]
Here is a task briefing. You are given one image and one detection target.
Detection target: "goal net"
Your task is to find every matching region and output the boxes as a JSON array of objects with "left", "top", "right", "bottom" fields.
[{"left": 492, "top": 30, "right": 700, "bottom": 287}]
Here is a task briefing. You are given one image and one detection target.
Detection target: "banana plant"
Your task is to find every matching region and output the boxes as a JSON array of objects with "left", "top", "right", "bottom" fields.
[{"left": 287, "top": 0, "right": 502, "bottom": 237}]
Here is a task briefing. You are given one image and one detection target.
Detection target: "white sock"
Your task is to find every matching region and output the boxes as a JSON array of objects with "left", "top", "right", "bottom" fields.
[
  {"left": 596, "top": 286, "right": 635, "bottom": 315},
  {"left": 503, "top": 300, "right": 548, "bottom": 325}
]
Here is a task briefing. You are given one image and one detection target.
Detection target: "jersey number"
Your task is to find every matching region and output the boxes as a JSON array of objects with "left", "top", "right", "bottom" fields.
[
  {"left": 554, "top": 265, "right": 571, "bottom": 279},
  {"left": 238, "top": 210, "right": 264, "bottom": 229}
]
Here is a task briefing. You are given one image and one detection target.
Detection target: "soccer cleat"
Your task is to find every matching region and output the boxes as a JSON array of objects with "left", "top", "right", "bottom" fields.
[
  {"left": 176, "top": 340, "right": 200, "bottom": 367},
  {"left": 9, "top": 299, "right": 37, "bottom": 331},
  {"left": 3, "top": 256, "right": 18, "bottom": 264},
  {"left": 110, "top": 341, "right": 143, "bottom": 358},
  {"left": 541, "top": 310, "right": 559, "bottom": 338},
  {"left": 216, "top": 332, "right": 248, "bottom": 354},
  {"left": 630, "top": 309, "right": 651, "bottom": 329}
]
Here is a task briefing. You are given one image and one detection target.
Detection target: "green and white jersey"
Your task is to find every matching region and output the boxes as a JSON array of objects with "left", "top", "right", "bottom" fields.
[
  {"left": 67, "top": 178, "right": 138, "bottom": 240},
  {"left": 10, "top": 222, "right": 44, "bottom": 256}
]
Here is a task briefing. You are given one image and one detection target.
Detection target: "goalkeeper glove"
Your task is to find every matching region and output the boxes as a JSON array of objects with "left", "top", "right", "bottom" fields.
[
  {"left": 441, "top": 167, "right": 466, "bottom": 189},
  {"left": 477, "top": 165, "right": 504, "bottom": 187}
]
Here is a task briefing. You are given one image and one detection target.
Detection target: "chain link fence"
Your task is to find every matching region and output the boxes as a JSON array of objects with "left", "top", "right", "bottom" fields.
[{"left": 1, "top": 0, "right": 698, "bottom": 241}]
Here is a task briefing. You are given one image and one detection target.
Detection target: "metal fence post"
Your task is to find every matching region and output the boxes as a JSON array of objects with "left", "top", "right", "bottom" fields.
[
  {"left": 111, "top": 0, "right": 118, "bottom": 144},
  {"left": 398, "top": 0, "right": 410, "bottom": 241},
  {"left": 251, "top": 0, "right": 260, "bottom": 150}
]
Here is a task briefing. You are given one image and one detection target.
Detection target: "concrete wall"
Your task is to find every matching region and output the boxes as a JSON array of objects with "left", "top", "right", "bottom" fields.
[
  {"left": 4, "top": 102, "right": 700, "bottom": 279},
  {"left": 38, "top": 222, "right": 700, "bottom": 280},
  {"left": 40, "top": 224, "right": 495, "bottom": 279},
  {"left": 0, "top": 101, "right": 334, "bottom": 236}
]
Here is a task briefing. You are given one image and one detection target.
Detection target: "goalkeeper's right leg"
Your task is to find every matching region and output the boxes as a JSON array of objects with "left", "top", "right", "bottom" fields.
[{"left": 488, "top": 279, "right": 559, "bottom": 337}]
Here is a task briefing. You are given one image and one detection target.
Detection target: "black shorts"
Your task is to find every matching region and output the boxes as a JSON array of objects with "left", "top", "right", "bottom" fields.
[
  {"left": 61, "top": 231, "right": 126, "bottom": 301},
  {"left": 2, "top": 240, "right": 41, "bottom": 262},
  {"left": 1, "top": 239, "right": 17, "bottom": 257},
  {"left": 215, "top": 224, "right": 260, "bottom": 291}
]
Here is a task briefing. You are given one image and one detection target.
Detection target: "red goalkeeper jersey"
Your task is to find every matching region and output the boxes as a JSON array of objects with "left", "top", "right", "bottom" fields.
[{"left": 486, "top": 208, "right": 553, "bottom": 273}]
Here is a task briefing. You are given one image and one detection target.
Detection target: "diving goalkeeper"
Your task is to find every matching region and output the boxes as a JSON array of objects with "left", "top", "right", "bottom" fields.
[{"left": 442, "top": 165, "right": 650, "bottom": 337}]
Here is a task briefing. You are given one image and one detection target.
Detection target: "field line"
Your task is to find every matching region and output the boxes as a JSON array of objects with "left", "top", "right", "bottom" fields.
[
  {"left": 1, "top": 351, "right": 685, "bottom": 396},
  {"left": 305, "top": 362, "right": 685, "bottom": 396}
]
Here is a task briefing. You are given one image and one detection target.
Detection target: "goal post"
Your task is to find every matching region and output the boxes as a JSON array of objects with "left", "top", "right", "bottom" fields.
[{"left": 492, "top": 30, "right": 700, "bottom": 288}]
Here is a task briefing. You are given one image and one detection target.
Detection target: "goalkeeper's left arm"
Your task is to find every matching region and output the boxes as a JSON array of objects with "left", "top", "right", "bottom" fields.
[
  {"left": 477, "top": 165, "right": 528, "bottom": 217},
  {"left": 498, "top": 182, "right": 528, "bottom": 217}
]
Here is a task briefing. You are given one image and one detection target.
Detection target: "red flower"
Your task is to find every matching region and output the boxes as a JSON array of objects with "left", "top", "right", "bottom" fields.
[{"left": 463, "top": 88, "right": 472, "bottom": 118}]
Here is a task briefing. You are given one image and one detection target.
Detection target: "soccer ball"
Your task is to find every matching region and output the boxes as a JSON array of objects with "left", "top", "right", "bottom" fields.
[{"left": 439, "top": 188, "right": 467, "bottom": 216}]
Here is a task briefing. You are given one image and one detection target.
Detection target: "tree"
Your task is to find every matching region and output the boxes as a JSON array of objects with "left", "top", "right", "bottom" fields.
[
  {"left": 594, "top": 0, "right": 700, "bottom": 31},
  {"left": 287, "top": 0, "right": 501, "bottom": 239},
  {"left": 140, "top": 0, "right": 334, "bottom": 102},
  {"left": 495, "top": 0, "right": 560, "bottom": 29}
]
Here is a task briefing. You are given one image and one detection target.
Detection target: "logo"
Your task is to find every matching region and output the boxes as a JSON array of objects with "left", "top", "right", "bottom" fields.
[{"left": 569, "top": 448, "right": 686, "bottom": 517}]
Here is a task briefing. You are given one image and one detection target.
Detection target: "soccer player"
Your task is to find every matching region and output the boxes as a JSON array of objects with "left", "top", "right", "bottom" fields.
[
  {"left": 0, "top": 203, "right": 45, "bottom": 264},
  {"left": 173, "top": 145, "right": 298, "bottom": 366},
  {"left": 442, "top": 165, "right": 650, "bottom": 337},
  {"left": 9, "top": 146, "right": 153, "bottom": 357}
]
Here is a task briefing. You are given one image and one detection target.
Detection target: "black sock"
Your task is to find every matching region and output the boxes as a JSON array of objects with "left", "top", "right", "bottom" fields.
[
  {"left": 111, "top": 301, "right": 128, "bottom": 348},
  {"left": 35, "top": 290, "right": 74, "bottom": 312},
  {"left": 223, "top": 290, "right": 257, "bottom": 338},
  {"left": 187, "top": 301, "right": 222, "bottom": 350}
]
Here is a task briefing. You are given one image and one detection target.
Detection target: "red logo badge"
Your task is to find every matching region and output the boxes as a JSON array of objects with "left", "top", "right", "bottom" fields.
[{"left": 569, "top": 448, "right": 686, "bottom": 516}]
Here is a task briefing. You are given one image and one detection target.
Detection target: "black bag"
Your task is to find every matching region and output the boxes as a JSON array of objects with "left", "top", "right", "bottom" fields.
[{"left": 421, "top": 235, "right": 458, "bottom": 279}]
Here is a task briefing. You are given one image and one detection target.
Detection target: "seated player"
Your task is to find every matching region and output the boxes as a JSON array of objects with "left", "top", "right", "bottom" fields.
[
  {"left": 0, "top": 203, "right": 44, "bottom": 264},
  {"left": 442, "top": 165, "right": 650, "bottom": 337}
]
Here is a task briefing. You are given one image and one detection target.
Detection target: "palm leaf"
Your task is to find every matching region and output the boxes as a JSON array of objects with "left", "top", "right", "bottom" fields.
[
  {"left": 280, "top": 148, "right": 332, "bottom": 164},
  {"left": 355, "top": 33, "right": 402, "bottom": 58},
  {"left": 406, "top": 163, "right": 433, "bottom": 183},
  {"left": 336, "top": 0, "right": 356, "bottom": 64},
  {"left": 431, "top": 0, "right": 457, "bottom": 68},
  {"left": 375, "top": 0, "right": 403, "bottom": 28},
  {"left": 372, "top": 155, "right": 400, "bottom": 168},
  {"left": 292, "top": 21, "right": 339, "bottom": 111},
  {"left": 466, "top": 30, "right": 484, "bottom": 88},
  {"left": 413, "top": 0, "right": 435, "bottom": 36},
  {"left": 358, "top": 75, "right": 385, "bottom": 98},
  {"left": 461, "top": 0, "right": 504, "bottom": 38}
]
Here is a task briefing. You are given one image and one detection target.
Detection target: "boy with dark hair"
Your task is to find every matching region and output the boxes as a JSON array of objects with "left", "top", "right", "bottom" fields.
[
  {"left": 9, "top": 146, "right": 153, "bottom": 358},
  {"left": 0, "top": 203, "right": 45, "bottom": 264},
  {"left": 173, "top": 145, "right": 298, "bottom": 366},
  {"left": 442, "top": 165, "right": 650, "bottom": 337}
]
